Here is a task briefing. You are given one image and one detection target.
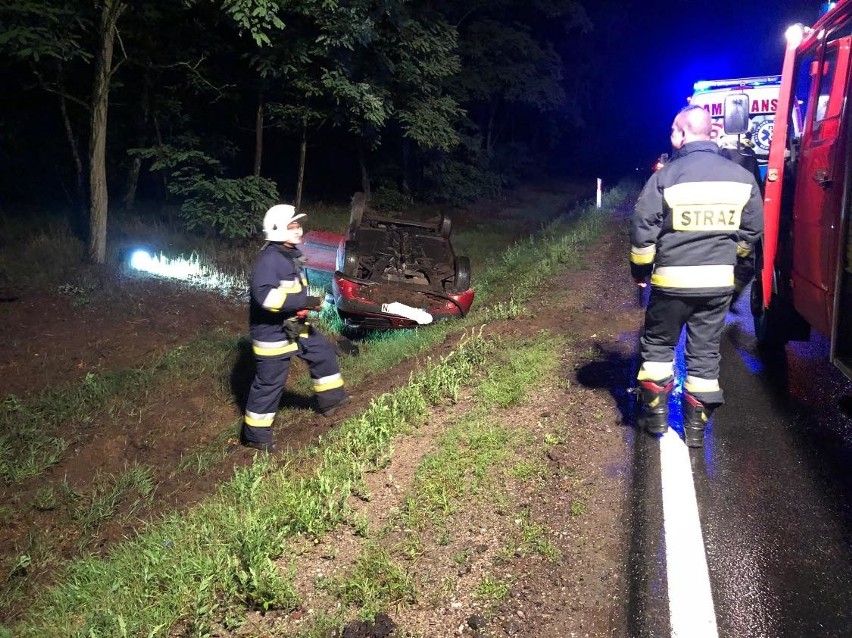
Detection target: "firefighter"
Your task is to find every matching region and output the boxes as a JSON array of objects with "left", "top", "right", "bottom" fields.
[
  {"left": 241, "top": 204, "right": 351, "bottom": 452},
  {"left": 718, "top": 132, "right": 762, "bottom": 189},
  {"left": 718, "top": 132, "right": 763, "bottom": 303},
  {"left": 630, "top": 105, "right": 764, "bottom": 447}
]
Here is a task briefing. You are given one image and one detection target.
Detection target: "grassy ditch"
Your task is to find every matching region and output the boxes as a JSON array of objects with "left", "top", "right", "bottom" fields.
[
  {"left": 11, "top": 326, "right": 570, "bottom": 637},
  {"left": 1, "top": 183, "right": 632, "bottom": 634},
  {"left": 9, "top": 329, "right": 495, "bottom": 636}
]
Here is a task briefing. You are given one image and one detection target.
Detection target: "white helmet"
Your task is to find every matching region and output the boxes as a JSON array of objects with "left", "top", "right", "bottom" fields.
[{"left": 263, "top": 204, "right": 305, "bottom": 243}]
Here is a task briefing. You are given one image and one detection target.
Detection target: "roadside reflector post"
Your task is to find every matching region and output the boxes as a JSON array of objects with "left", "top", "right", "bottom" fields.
[{"left": 596, "top": 178, "right": 603, "bottom": 208}]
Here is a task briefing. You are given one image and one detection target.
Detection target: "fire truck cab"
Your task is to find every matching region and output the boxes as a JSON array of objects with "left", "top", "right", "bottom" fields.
[{"left": 753, "top": 0, "right": 852, "bottom": 377}]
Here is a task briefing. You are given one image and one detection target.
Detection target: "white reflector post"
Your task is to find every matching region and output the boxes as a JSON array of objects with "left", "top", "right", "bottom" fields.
[{"left": 596, "top": 178, "right": 603, "bottom": 209}]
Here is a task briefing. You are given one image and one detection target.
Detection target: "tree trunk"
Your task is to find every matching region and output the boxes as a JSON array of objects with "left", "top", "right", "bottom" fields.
[
  {"left": 88, "top": 0, "right": 124, "bottom": 264},
  {"left": 253, "top": 93, "right": 264, "bottom": 177},
  {"left": 295, "top": 116, "right": 307, "bottom": 211},
  {"left": 358, "top": 145, "right": 371, "bottom": 201},
  {"left": 486, "top": 101, "right": 497, "bottom": 156}
]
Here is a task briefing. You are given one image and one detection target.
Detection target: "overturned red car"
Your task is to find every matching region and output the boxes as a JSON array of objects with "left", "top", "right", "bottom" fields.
[{"left": 301, "top": 195, "right": 475, "bottom": 329}]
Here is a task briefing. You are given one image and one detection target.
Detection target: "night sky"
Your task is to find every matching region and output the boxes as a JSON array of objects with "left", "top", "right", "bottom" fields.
[{"left": 591, "top": 0, "right": 826, "bottom": 177}]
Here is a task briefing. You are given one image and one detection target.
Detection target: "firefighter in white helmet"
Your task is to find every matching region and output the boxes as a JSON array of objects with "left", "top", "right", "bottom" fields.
[{"left": 241, "top": 204, "right": 351, "bottom": 452}]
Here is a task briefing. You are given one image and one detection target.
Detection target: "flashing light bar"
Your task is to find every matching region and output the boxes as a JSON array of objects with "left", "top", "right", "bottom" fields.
[
  {"left": 692, "top": 76, "right": 782, "bottom": 93},
  {"left": 820, "top": 2, "right": 837, "bottom": 17}
]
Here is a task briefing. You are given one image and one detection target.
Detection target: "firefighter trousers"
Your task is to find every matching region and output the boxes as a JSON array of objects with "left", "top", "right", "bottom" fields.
[
  {"left": 638, "top": 290, "right": 731, "bottom": 406},
  {"left": 242, "top": 326, "right": 347, "bottom": 445}
]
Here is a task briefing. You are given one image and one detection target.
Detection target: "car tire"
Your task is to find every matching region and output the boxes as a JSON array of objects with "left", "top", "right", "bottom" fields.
[
  {"left": 453, "top": 256, "right": 471, "bottom": 291},
  {"left": 342, "top": 240, "right": 360, "bottom": 277},
  {"left": 439, "top": 215, "right": 452, "bottom": 238}
]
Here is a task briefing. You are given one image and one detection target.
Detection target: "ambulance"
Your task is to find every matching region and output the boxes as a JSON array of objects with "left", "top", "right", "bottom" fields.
[{"left": 687, "top": 75, "right": 781, "bottom": 178}]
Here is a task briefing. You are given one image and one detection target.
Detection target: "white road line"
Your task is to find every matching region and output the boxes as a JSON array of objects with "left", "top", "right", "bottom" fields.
[{"left": 659, "top": 429, "right": 719, "bottom": 638}]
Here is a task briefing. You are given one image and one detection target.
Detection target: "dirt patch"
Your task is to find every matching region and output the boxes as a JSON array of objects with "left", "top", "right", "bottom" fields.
[{"left": 0, "top": 275, "right": 246, "bottom": 399}]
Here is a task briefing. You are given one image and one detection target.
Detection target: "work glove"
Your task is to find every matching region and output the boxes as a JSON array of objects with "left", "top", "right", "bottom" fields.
[{"left": 630, "top": 262, "right": 653, "bottom": 284}]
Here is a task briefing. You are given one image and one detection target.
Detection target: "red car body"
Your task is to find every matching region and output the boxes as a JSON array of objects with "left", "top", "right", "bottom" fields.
[{"left": 301, "top": 211, "right": 475, "bottom": 329}]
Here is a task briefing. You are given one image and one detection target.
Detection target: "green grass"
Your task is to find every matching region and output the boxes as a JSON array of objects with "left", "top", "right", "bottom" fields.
[
  {"left": 319, "top": 543, "right": 415, "bottom": 621},
  {"left": 274, "top": 328, "right": 570, "bottom": 636},
  {"left": 71, "top": 464, "right": 156, "bottom": 535},
  {"left": 473, "top": 576, "right": 511, "bottom": 606},
  {"left": 8, "top": 331, "right": 496, "bottom": 636}
]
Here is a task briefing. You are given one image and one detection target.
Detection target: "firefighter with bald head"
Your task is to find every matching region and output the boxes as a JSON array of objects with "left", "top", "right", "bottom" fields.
[
  {"left": 630, "top": 105, "right": 764, "bottom": 447},
  {"left": 241, "top": 204, "right": 351, "bottom": 452}
]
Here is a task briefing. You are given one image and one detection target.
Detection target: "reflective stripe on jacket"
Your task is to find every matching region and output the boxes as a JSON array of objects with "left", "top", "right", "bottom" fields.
[
  {"left": 249, "top": 243, "right": 311, "bottom": 347},
  {"left": 630, "top": 141, "right": 764, "bottom": 296}
]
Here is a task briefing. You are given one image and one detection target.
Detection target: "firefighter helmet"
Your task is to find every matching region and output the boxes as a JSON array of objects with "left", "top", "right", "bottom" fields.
[{"left": 263, "top": 204, "right": 305, "bottom": 243}]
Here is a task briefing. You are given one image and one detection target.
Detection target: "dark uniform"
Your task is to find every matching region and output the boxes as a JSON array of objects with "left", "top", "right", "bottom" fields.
[
  {"left": 630, "top": 139, "right": 763, "bottom": 446},
  {"left": 718, "top": 137, "right": 763, "bottom": 300},
  {"left": 242, "top": 242, "right": 348, "bottom": 449}
]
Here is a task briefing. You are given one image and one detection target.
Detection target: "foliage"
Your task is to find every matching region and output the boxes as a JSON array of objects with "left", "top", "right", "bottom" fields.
[
  {"left": 130, "top": 143, "right": 279, "bottom": 238},
  {"left": 0, "top": 0, "right": 91, "bottom": 63},
  {"left": 176, "top": 175, "right": 278, "bottom": 239},
  {"left": 421, "top": 155, "right": 504, "bottom": 206},
  {"left": 217, "top": 0, "right": 286, "bottom": 46},
  {"left": 0, "top": 0, "right": 602, "bottom": 246},
  {"left": 370, "top": 185, "right": 414, "bottom": 213}
]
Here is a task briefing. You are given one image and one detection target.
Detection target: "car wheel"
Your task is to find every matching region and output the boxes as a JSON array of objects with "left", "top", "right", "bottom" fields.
[
  {"left": 342, "top": 240, "right": 360, "bottom": 277},
  {"left": 439, "top": 215, "right": 452, "bottom": 238},
  {"left": 453, "top": 256, "right": 471, "bottom": 291}
]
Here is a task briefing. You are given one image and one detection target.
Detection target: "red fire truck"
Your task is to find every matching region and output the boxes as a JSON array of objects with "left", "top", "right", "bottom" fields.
[{"left": 751, "top": 0, "right": 852, "bottom": 376}]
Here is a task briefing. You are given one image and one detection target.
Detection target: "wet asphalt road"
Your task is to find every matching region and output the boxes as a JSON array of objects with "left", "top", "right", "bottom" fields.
[{"left": 628, "top": 289, "right": 852, "bottom": 637}]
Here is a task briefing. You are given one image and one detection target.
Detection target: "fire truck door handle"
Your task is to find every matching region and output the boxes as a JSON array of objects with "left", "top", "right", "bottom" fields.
[{"left": 813, "top": 169, "right": 833, "bottom": 189}]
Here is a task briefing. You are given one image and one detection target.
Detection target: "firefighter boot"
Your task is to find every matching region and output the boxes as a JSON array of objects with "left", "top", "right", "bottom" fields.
[
  {"left": 682, "top": 393, "right": 713, "bottom": 448},
  {"left": 637, "top": 378, "right": 674, "bottom": 435}
]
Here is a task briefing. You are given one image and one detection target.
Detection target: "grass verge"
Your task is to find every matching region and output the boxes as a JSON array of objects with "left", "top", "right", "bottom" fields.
[{"left": 2, "top": 183, "right": 631, "bottom": 634}]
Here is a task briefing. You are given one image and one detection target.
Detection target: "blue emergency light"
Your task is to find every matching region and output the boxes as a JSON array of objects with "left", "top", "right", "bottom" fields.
[
  {"left": 692, "top": 76, "right": 782, "bottom": 94},
  {"left": 820, "top": 2, "right": 837, "bottom": 17}
]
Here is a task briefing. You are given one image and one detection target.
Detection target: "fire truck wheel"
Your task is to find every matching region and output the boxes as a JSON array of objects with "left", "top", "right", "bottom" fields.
[{"left": 751, "top": 281, "right": 790, "bottom": 349}]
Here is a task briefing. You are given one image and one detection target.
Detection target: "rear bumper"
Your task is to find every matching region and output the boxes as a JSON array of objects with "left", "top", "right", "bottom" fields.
[{"left": 333, "top": 274, "right": 475, "bottom": 329}]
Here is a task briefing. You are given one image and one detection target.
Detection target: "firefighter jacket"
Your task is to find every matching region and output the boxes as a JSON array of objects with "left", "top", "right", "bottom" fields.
[
  {"left": 249, "top": 242, "right": 312, "bottom": 356},
  {"left": 630, "top": 140, "right": 764, "bottom": 297}
]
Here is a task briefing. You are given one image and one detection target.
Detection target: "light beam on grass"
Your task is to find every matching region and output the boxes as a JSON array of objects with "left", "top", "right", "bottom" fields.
[{"left": 128, "top": 250, "right": 245, "bottom": 296}]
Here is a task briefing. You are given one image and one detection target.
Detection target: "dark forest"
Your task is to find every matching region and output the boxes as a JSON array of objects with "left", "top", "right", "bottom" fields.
[{"left": 0, "top": 0, "right": 628, "bottom": 262}]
